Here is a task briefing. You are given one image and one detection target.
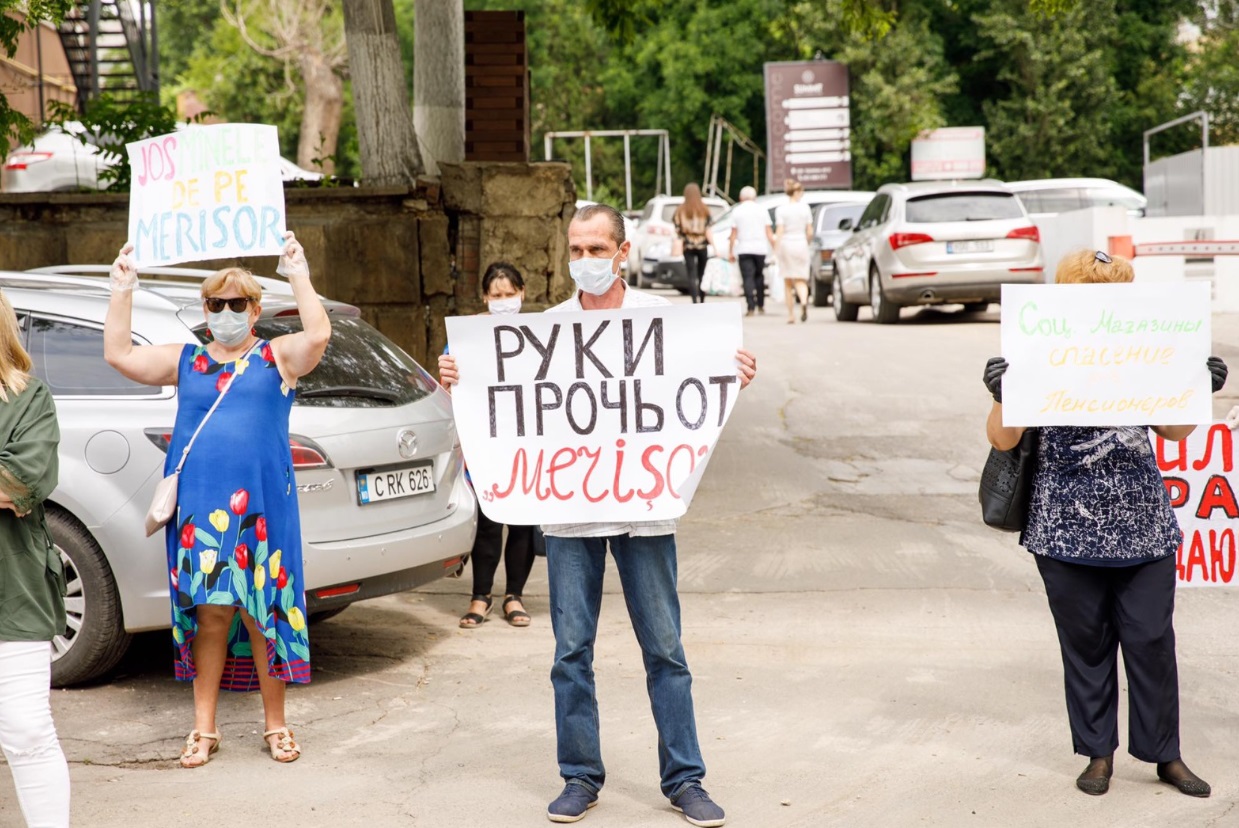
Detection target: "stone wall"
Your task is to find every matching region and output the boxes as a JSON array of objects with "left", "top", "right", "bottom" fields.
[{"left": 0, "top": 162, "right": 575, "bottom": 370}]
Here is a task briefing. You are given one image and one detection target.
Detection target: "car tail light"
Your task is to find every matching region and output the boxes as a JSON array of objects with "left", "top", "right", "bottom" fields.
[
  {"left": 820, "top": 249, "right": 833, "bottom": 263},
  {"left": 3, "top": 152, "right": 53, "bottom": 171},
  {"left": 290, "top": 435, "right": 332, "bottom": 469},
  {"left": 888, "top": 232, "right": 934, "bottom": 251},
  {"left": 1006, "top": 226, "right": 1041, "bottom": 243},
  {"left": 314, "top": 583, "right": 360, "bottom": 599},
  {"left": 146, "top": 428, "right": 331, "bottom": 469}
]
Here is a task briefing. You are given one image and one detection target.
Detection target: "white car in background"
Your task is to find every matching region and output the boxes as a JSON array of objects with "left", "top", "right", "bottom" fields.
[
  {"left": 629, "top": 194, "right": 728, "bottom": 289},
  {"left": 2, "top": 122, "right": 324, "bottom": 193},
  {"left": 1005, "top": 177, "right": 1146, "bottom": 218}
]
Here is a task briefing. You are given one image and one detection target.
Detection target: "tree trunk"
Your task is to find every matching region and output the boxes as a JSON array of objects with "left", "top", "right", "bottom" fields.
[
  {"left": 413, "top": 0, "right": 465, "bottom": 176},
  {"left": 297, "top": 52, "right": 344, "bottom": 174},
  {"left": 341, "top": 0, "right": 424, "bottom": 185}
]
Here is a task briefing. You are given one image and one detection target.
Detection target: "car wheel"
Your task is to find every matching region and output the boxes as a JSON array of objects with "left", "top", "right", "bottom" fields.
[
  {"left": 870, "top": 266, "right": 900, "bottom": 325},
  {"left": 832, "top": 266, "right": 859, "bottom": 322},
  {"left": 48, "top": 509, "right": 131, "bottom": 687},
  {"left": 963, "top": 302, "right": 989, "bottom": 313},
  {"left": 813, "top": 277, "right": 830, "bottom": 307}
]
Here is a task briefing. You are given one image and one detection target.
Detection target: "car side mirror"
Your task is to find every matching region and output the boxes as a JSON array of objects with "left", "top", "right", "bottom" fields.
[{"left": 838, "top": 217, "right": 854, "bottom": 231}]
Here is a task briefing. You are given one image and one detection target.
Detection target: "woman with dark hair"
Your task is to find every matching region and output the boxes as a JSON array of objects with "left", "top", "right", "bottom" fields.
[
  {"left": 442, "top": 263, "right": 539, "bottom": 628},
  {"left": 672, "top": 184, "right": 714, "bottom": 304},
  {"left": 984, "top": 249, "right": 1225, "bottom": 799}
]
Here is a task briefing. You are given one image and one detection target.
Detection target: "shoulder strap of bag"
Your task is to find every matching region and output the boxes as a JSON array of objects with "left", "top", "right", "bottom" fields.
[{"left": 172, "top": 340, "right": 263, "bottom": 474}]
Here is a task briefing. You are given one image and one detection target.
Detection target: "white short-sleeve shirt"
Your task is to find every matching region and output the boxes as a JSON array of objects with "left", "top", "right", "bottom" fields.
[
  {"left": 731, "top": 201, "right": 773, "bottom": 256},
  {"left": 541, "top": 283, "right": 677, "bottom": 538}
]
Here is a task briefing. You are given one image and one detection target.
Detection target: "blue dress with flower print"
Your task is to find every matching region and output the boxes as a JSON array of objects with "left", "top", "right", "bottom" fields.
[{"left": 164, "top": 340, "right": 311, "bottom": 690}]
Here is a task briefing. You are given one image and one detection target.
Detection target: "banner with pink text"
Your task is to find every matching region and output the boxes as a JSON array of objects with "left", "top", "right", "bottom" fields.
[
  {"left": 126, "top": 123, "right": 286, "bottom": 267},
  {"left": 445, "top": 304, "right": 744, "bottom": 524},
  {"left": 1155, "top": 424, "right": 1239, "bottom": 586}
]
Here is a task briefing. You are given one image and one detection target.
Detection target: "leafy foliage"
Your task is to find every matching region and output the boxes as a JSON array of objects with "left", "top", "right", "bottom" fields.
[{"left": 46, "top": 93, "right": 185, "bottom": 190}]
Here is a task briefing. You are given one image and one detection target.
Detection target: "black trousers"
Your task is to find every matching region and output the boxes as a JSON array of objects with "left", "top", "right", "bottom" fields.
[
  {"left": 684, "top": 247, "right": 709, "bottom": 303},
  {"left": 470, "top": 510, "right": 536, "bottom": 597},
  {"left": 738, "top": 254, "right": 766, "bottom": 311},
  {"left": 1035, "top": 554, "right": 1180, "bottom": 762}
]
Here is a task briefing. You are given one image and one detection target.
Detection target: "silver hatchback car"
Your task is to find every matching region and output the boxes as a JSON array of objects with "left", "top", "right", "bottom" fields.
[
  {"left": 831, "top": 180, "right": 1044, "bottom": 324},
  {"left": 1, "top": 268, "right": 477, "bottom": 685}
]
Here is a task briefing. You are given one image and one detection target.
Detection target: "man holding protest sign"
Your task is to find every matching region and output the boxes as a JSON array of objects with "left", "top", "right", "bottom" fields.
[
  {"left": 983, "top": 249, "right": 1226, "bottom": 799},
  {"left": 439, "top": 203, "right": 755, "bottom": 826}
]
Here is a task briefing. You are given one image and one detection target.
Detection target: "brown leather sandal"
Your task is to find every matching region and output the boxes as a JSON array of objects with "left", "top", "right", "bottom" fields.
[
  {"left": 179, "top": 729, "right": 221, "bottom": 768},
  {"left": 263, "top": 727, "right": 301, "bottom": 763}
]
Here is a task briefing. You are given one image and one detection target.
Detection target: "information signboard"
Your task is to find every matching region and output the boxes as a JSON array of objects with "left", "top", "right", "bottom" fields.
[{"left": 764, "top": 60, "right": 851, "bottom": 191}]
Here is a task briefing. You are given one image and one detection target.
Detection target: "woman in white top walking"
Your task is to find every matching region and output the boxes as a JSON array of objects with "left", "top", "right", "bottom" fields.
[{"left": 774, "top": 179, "right": 813, "bottom": 324}]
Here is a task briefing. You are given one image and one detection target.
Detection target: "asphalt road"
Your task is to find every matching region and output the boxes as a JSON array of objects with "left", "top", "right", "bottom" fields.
[{"left": 7, "top": 294, "right": 1239, "bottom": 828}]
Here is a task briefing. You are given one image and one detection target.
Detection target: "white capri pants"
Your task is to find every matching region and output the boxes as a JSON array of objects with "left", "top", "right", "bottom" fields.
[{"left": 0, "top": 640, "right": 69, "bottom": 827}]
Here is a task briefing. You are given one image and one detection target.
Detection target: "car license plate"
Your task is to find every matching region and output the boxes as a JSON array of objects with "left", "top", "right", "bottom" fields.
[
  {"left": 946, "top": 240, "right": 994, "bottom": 254},
  {"left": 356, "top": 462, "right": 435, "bottom": 505}
]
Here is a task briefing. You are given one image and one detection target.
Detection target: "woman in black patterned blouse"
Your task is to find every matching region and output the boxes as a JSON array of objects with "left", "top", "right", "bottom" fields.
[{"left": 982, "top": 249, "right": 1227, "bottom": 799}]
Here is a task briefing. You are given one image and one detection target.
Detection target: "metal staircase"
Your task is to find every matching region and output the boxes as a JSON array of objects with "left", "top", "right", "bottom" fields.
[{"left": 57, "top": 0, "right": 158, "bottom": 110}]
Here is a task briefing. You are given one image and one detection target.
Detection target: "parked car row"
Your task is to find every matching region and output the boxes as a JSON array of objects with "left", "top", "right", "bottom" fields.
[{"left": 0, "top": 267, "right": 476, "bottom": 685}]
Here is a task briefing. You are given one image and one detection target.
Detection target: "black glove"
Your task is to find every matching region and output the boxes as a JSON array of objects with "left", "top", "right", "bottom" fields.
[
  {"left": 983, "top": 357, "right": 1008, "bottom": 403},
  {"left": 1209, "top": 356, "right": 1228, "bottom": 394}
]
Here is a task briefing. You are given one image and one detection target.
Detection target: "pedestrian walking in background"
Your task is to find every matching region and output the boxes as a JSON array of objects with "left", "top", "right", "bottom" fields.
[
  {"left": 0, "top": 290, "right": 70, "bottom": 827},
  {"left": 104, "top": 233, "right": 331, "bottom": 767},
  {"left": 774, "top": 179, "right": 813, "bottom": 324},
  {"left": 728, "top": 186, "right": 775, "bottom": 317},
  {"left": 439, "top": 262, "right": 539, "bottom": 629},
  {"left": 672, "top": 184, "right": 714, "bottom": 304},
  {"left": 983, "top": 249, "right": 1225, "bottom": 799}
]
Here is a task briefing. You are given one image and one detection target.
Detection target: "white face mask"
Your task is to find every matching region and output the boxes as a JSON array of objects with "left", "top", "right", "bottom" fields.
[
  {"left": 569, "top": 251, "right": 621, "bottom": 296},
  {"left": 487, "top": 296, "right": 522, "bottom": 316},
  {"left": 207, "top": 309, "right": 251, "bottom": 346}
]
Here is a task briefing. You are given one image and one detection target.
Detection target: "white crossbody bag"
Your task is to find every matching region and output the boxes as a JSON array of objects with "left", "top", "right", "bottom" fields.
[{"left": 145, "top": 343, "right": 261, "bottom": 537}]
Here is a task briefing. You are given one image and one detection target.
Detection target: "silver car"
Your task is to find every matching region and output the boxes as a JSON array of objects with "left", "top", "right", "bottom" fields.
[
  {"left": 2, "top": 268, "right": 476, "bottom": 685},
  {"left": 809, "top": 200, "right": 871, "bottom": 307},
  {"left": 831, "top": 180, "right": 1044, "bottom": 324}
]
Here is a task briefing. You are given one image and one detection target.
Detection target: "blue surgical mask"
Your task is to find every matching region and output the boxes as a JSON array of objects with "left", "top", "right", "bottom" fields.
[
  {"left": 206, "top": 309, "right": 251, "bottom": 346},
  {"left": 488, "top": 296, "right": 522, "bottom": 316},
  {"left": 569, "top": 252, "right": 621, "bottom": 296}
]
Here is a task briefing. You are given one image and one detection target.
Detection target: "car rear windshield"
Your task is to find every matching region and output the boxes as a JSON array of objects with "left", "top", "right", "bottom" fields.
[
  {"left": 195, "top": 316, "right": 437, "bottom": 408},
  {"left": 905, "top": 193, "right": 1024, "bottom": 223}
]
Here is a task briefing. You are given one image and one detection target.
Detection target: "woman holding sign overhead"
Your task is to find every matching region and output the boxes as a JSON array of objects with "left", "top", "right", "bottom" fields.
[
  {"left": 983, "top": 249, "right": 1227, "bottom": 799},
  {"left": 104, "top": 233, "right": 330, "bottom": 767}
]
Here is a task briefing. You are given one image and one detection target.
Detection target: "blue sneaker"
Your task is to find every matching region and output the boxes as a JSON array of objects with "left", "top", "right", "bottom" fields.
[
  {"left": 671, "top": 784, "right": 725, "bottom": 827},
  {"left": 547, "top": 783, "right": 598, "bottom": 823}
]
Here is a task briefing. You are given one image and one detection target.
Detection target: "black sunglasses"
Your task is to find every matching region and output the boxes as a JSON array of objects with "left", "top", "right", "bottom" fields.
[
  {"left": 1094, "top": 250, "right": 1113, "bottom": 264},
  {"left": 204, "top": 297, "right": 252, "bottom": 313}
]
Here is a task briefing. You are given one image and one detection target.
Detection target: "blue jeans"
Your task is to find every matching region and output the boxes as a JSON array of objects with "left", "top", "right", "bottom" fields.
[{"left": 544, "top": 533, "right": 706, "bottom": 798}]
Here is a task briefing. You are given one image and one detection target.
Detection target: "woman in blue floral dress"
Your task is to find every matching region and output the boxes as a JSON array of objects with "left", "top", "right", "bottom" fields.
[
  {"left": 984, "top": 249, "right": 1227, "bottom": 799},
  {"left": 104, "top": 233, "right": 330, "bottom": 767}
]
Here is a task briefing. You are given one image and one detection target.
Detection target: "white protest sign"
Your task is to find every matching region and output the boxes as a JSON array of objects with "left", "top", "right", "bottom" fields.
[
  {"left": 445, "top": 303, "right": 744, "bottom": 524},
  {"left": 127, "top": 123, "right": 286, "bottom": 267},
  {"left": 1000, "top": 282, "right": 1212, "bottom": 427},
  {"left": 1154, "top": 424, "right": 1239, "bottom": 587}
]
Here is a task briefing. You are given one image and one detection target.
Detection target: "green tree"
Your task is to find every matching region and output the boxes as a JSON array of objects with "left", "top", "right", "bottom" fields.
[
  {"left": 1179, "top": 1, "right": 1239, "bottom": 149},
  {"left": 973, "top": 0, "right": 1121, "bottom": 181}
]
